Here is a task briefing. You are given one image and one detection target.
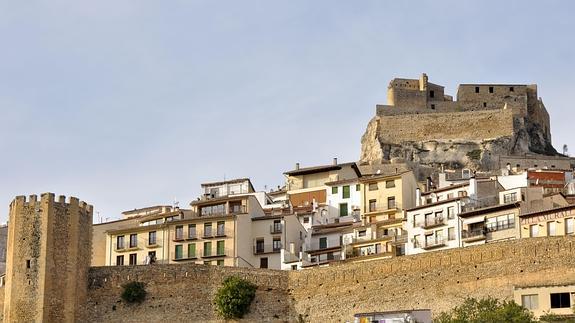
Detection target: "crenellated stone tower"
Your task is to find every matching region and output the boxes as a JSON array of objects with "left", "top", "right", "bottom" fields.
[{"left": 3, "top": 193, "right": 93, "bottom": 323}]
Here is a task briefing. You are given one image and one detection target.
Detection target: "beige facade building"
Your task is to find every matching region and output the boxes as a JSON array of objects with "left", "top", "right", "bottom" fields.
[
  {"left": 514, "top": 284, "right": 575, "bottom": 318},
  {"left": 519, "top": 204, "right": 575, "bottom": 238}
]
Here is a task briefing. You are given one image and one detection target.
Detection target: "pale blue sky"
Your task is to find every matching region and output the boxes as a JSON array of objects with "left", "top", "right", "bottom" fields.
[{"left": 1, "top": 1, "right": 574, "bottom": 223}]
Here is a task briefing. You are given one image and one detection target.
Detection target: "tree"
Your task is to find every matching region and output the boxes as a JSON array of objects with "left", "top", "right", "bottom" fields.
[
  {"left": 214, "top": 276, "right": 257, "bottom": 319},
  {"left": 435, "top": 297, "right": 535, "bottom": 323}
]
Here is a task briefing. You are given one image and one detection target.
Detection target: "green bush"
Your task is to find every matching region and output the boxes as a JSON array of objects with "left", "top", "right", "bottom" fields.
[
  {"left": 214, "top": 276, "right": 257, "bottom": 319},
  {"left": 121, "top": 281, "right": 146, "bottom": 304},
  {"left": 466, "top": 149, "right": 482, "bottom": 160},
  {"left": 435, "top": 296, "right": 535, "bottom": 323}
]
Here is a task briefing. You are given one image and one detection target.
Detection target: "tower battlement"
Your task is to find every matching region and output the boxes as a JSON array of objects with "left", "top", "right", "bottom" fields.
[{"left": 11, "top": 193, "right": 93, "bottom": 214}]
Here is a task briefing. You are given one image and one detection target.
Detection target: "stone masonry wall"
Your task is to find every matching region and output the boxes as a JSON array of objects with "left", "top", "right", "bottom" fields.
[
  {"left": 377, "top": 109, "right": 515, "bottom": 143},
  {"left": 2, "top": 236, "right": 574, "bottom": 322}
]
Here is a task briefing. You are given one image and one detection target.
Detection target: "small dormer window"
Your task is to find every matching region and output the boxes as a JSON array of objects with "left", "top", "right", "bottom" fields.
[
  {"left": 489, "top": 86, "right": 494, "bottom": 93},
  {"left": 475, "top": 87, "right": 479, "bottom": 93}
]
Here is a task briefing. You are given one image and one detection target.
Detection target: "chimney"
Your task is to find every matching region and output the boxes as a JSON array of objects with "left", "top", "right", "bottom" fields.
[
  {"left": 333, "top": 158, "right": 338, "bottom": 165},
  {"left": 295, "top": 163, "right": 300, "bottom": 170},
  {"left": 415, "top": 188, "right": 421, "bottom": 206},
  {"left": 469, "top": 177, "right": 477, "bottom": 198}
]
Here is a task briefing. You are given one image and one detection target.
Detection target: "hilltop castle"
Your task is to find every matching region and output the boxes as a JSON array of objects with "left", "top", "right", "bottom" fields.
[{"left": 361, "top": 74, "right": 558, "bottom": 171}]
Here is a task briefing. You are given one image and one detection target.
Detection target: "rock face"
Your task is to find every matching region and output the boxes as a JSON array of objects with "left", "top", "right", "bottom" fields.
[{"left": 360, "top": 74, "right": 559, "bottom": 171}]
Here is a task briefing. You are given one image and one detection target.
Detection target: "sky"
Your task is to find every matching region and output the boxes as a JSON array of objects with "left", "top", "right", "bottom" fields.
[{"left": 1, "top": 1, "right": 574, "bottom": 223}]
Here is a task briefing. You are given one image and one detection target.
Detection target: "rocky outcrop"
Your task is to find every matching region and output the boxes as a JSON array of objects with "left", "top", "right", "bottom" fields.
[{"left": 360, "top": 112, "right": 558, "bottom": 171}]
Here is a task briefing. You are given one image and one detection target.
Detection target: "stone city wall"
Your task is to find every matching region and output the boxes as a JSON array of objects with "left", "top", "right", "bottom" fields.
[{"left": 1, "top": 236, "right": 574, "bottom": 322}]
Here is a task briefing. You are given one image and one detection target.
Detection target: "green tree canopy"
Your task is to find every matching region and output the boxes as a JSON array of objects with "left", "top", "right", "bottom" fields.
[{"left": 435, "top": 297, "right": 535, "bottom": 323}]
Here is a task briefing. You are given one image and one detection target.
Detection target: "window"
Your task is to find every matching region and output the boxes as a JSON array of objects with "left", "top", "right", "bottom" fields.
[
  {"left": 368, "top": 183, "right": 378, "bottom": 191},
  {"left": 504, "top": 192, "right": 517, "bottom": 203},
  {"left": 303, "top": 217, "right": 310, "bottom": 224},
  {"left": 129, "top": 253, "right": 137, "bottom": 265},
  {"left": 188, "top": 224, "right": 196, "bottom": 239},
  {"left": 566, "top": 218, "right": 574, "bottom": 234},
  {"left": 385, "top": 180, "right": 395, "bottom": 188},
  {"left": 414, "top": 234, "right": 420, "bottom": 248},
  {"left": 216, "top": 221, "right": 225, "bottom": 236},
  {"left": 447, "top": 207, "right": 455, "bottom": 219},
  {"left": 148, "top": 231, "right": 156, "bottom": 245},
  {"left": 255, "top": 239, "right": 265, "bottom": 254},
  {"left": 217, "top": 259, "right": 224, "bottom": 266},
  {"left": 217, "top": 240, "right": 225, "bottom": 255},
  {"left": 319, "top": 237, "right": 327, "bottom": 249},
  {"left": 483, "top": 102, "right": 487, "bottom": 108},
  {"left": 116, "top": 235, "right": 125, "bottom": 249},
  {"left": 369, "top": 199, "right": 377, "bottom": 212},
  {"left": 116, "top": 255, "right": 124, "bottom": 266},
  {"left": 332, "top": 186, "right": 338, "bottom": 194},
  {"left": 475, "top": 86, "right": 479, "bottom": 93},
  {"left": 448, "top": 227, "right": 455, "bottom": 241},
  {"left": 387, "top": 197, "right": 396, "bottom": 209},
  {"left": 547, "top": 222, "right": 556, "bottom": 236},
  {"left": 430, "top": 90, "right": 435, "bottom": 98},
  {"left": 356, "top": 184, "right": 360, "bottom": 191},
  {"left": 521, "top": 294, "right": 538, "bottom": 310},
  {"left": 358, "top": 230, "right": 367, "bottom": 237},
  {"left": 204, "top": 223, "right": 212, "bottom": 237},
  {"left": 175, "top": 225, "right": 183, "bottom": 239},
  {"left": 458, "top": 191, "right": 467, "bottom": 197},
  {"left": 272, "top": 220, "right": 282, "bottom": 233},
  {"left": 204, "top": 242, "right": 212, "bottom": 257},
  {"left": 188, "top": 243, "right": 196, "bottom": 258},
  {"left": 129, "top": 234, "right": 137, "bottom": 248},
  {"left": 272, "top": 238, "right": 281, "bottom": 252},
  {"left": 204, "top": 261, "right": 212, "bottom": 265},
  {"left": 486, "top": 214, "right": 515, "bottom": 232},
  {"left": 489, "top": 86, "right": 494, "bottom": 93},
  {"left": 510, "top": 86, "right": 514, "bottom": 92},
  {"left": 529, "top": 224, "right": 539, "bottom": 237},
  {"left": 431, "top": 104, "right": 435, "bottom": 109},
  {"left": 339, "top": 203, "right": 348, "bottom": 217},
  {"left": 200, "top": 203, "right": 225, "bottom": 216},
  {"left": 435, "top": 210, "right": 443, "bottom": 220},
  {"left": 175, "top": 245, "right": 183, "bottom": 259},
  {"left": 550, "top": 293, "right": 571, "bottom": 308},
  {"left": 260, "top": 257, "right": 268, "bottom": 269},
  {"left": 342, "top": 185, "right": 350, "bottom": 199}
]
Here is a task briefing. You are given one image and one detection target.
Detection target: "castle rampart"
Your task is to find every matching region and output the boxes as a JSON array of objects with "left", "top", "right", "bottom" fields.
[
  {"left": 3, "top": 193, "right": 93, "bottom": 323},
  {"left": 0, "top": 236, "right": 566, "bottom": 322}
]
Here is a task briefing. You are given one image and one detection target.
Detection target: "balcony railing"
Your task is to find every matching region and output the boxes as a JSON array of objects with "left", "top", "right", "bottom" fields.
[
  {"left": 253, "top": 243, "right": 282, "bottom": 254},
  {"left": 346, "top": 248, "right": 392, "bottom": 259},
  {"left": 392, "top": 234, "right": 408, "bottom": 244},
  {"left": 420, "top": 237, "right": 446, "bottom": 250},
  {"left": 196, "top": 205, "right": 247, "bottom": 217},
  {"left": 366, "top": 202, "right": 402, "bottom": 213},
  {"left": 309, "top": 241, "right": 341, "bottom": 251},
  {"left": 417, "top": 216, "right": 446, "bottom": 229},
  {"left": 270, "top": 224, "right": 283, "bottom": 234},
  {"left": 461, "top": 228, "right": 486, "bottom": 241}
]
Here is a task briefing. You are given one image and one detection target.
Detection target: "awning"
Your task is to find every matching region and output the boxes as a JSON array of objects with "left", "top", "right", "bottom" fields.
[{"left": 462, "top": 216, "right": 485, "bottom": 225}]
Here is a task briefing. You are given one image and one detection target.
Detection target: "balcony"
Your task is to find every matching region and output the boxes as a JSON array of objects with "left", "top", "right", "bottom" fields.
[
  {"left": 417, "top": 216, "right": 446, "bottom": 229},
  {"left": 392, "top": 234, "right": 408, "bottom": 245},
  {"left": 486, "top": 219, "right": 515, "bottom": 232},
  {"left": 308, "top": 240, "right": 341, "bottom": 252},
  {"left": 253, "top": 243, "right": 282, "bottom": 255},
  {"left": 461, "top": 228, "right": 486, "bottom": 242},
  {"left": 270, "top": 223, "right": 283, "bottom": 234},
  {"left": 420, "top": 237, "right": 446, "bottom": 250},
  {"left": 196, "top": 205, "right": 247, "bottom": 218},
  {"left": 346, "top": 248, "right": 392, "bottom": 260},
  {"left": 365, "top": 202, "right": 402, "bottom": 214}
]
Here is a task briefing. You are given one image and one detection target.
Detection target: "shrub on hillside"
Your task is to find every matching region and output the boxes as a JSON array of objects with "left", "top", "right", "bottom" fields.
[
  {"left": 121, "top": 281, "right": 147, "bottom": 304},
  {"left": 214, "top": 276, "right": 257, "bottom": 319},
  {"left": 435, "top": 296, "right": 535, "bottom": 323}
]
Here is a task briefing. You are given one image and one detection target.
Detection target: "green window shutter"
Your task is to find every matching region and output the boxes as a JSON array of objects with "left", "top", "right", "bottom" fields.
[
  {"left": 217, "top": 241, "right": 225, "bottom": 255},
  {"left": 204, "top": 242, "right": 212, "bottom": 257},
  {"left": 188, "top": 243, "right": 196, "bottom": 258},
  {"left": 319, "top": 237, "right": 327, "bottom": 249},
  {"left": 332, "top": 187, "right": 338, "bottom": 194},
  {"left": 342, "top": 186, "right": 350, "bottom": 199},
  {"left": 175, "top": 245, "right": 183, "bottom": 259},
  {"left": 339, "top": 203, "right": 348, "bottom": 217}
]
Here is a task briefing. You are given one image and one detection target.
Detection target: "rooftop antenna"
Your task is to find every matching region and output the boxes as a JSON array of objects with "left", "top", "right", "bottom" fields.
[{"left": 563, "top": 144, "right": 568, "bottom": 156}]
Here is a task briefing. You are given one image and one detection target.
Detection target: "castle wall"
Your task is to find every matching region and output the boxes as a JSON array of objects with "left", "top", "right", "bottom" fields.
[
  {"left": 3, "top": 194, "right": 92, "bottom": 323},
  {"left": 1, "top": 236, "right": 573, "bottom": 322},
  {"left": 377, "top": 109, "right": 515, "bottom": 143}
]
